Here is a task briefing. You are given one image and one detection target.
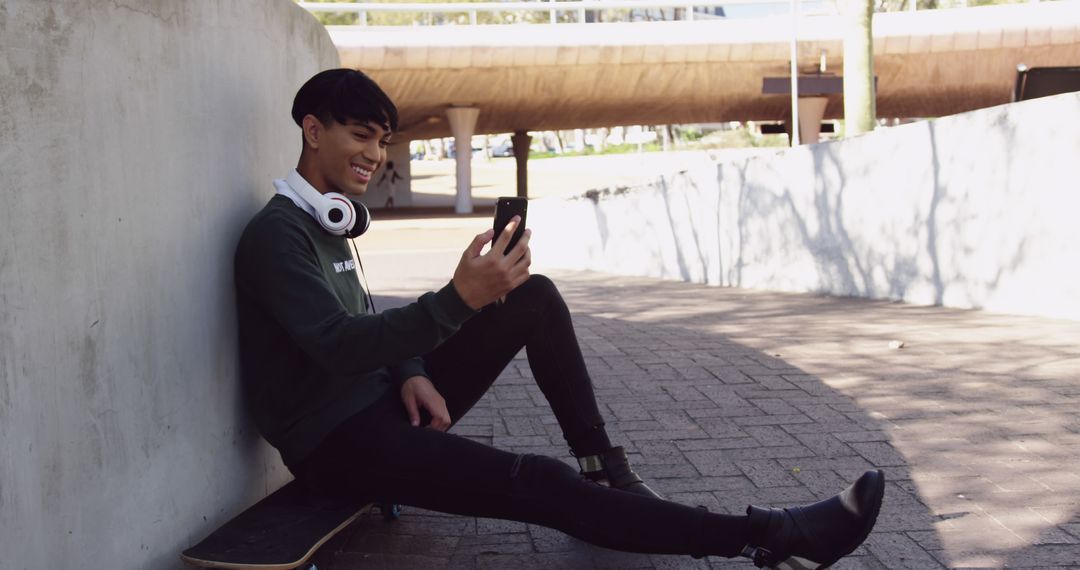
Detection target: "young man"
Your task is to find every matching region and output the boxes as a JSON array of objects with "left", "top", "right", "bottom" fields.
[{"left": 233, "top": 68, "right": 884, "bottom": 567}]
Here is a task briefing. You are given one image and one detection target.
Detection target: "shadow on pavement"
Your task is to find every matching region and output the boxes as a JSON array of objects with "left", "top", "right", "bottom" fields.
[{"left": 310, "top": 283, "right": 950, "bottom": 569}]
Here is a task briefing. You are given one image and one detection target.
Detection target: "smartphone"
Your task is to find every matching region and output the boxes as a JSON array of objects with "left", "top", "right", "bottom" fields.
[{"left": 493, "top": 197, "right": 528, "bottom": 255}]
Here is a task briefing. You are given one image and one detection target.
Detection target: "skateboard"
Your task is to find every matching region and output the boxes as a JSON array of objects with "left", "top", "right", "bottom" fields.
[{"left": 181, "top": 480, "right": 401, "bottom": 570}]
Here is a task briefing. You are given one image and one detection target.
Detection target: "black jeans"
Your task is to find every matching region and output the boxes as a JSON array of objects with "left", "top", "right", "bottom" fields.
[{"left": 296, "top": 275, "right": 747, "bottom": 557}]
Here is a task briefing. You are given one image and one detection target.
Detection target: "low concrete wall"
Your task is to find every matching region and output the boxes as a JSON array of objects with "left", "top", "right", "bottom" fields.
[
  {"left": 531, "top": 92, "right": 1080, "bottom": 321},
  {"left": 0, "top": 2, "right": 337, "bottom": 568}
]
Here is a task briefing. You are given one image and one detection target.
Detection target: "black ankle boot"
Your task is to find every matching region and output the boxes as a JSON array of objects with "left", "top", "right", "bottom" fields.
[
  {"left": 741, "top": 469, "right": 885, "bottom": 569},
  {"left": 578, "top": 446, "right": 664, "bottom": 500}
]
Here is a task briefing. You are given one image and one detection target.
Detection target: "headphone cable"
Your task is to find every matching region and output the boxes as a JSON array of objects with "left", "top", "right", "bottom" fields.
[{"left": 349, "top": 237, "right": 377, "bottom": 314}]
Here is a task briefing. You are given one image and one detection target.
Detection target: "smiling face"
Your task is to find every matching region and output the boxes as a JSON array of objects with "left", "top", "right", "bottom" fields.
[{"left": 298, "top": 116, "right": 390, "bottom": 198}]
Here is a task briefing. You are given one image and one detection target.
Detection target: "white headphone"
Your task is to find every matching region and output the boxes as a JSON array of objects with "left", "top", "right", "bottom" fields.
[{"left": 276, "top": 169, "right": 371, "bottom": 237}]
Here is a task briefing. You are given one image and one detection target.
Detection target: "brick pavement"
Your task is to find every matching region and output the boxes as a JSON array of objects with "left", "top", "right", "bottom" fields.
[{"left": 311, "top": 269, "right": 1080, "bottom": 569}]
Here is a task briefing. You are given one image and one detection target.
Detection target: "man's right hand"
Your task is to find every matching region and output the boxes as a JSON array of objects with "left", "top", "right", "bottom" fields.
[{"left": 451, "top": 216, "right": 532, "bottom": 310}]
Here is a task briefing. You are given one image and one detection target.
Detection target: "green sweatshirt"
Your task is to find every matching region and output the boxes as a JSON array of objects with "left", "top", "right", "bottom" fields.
[{"left": 234, "top": 194, "right": 476, "bottom": 468}]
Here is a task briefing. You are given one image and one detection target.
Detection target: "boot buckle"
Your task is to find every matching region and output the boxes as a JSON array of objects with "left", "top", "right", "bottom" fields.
[
  {"left": 576, "top": 454, "right": 604, "bottom": 474},
  {"left": 740, "top": 545, "right": 775, "bottom": 568}
]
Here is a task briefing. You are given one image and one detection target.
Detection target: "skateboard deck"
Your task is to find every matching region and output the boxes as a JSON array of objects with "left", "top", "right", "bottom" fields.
[{"left": 180, "top": 480, "right": 369, "bottom": 570}]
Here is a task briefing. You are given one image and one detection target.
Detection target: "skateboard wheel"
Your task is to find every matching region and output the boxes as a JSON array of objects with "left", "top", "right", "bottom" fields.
[{"left": 380, "top": 503, "right": 402, "bottom": 521}]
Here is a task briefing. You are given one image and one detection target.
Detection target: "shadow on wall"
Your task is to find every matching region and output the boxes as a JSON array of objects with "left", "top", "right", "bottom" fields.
[
  {"left": 548, "top": 96, "right": 1080, "bottom": 320},
  {"left": 726, "top": 118, "right": 1035, "bottom": 307}
]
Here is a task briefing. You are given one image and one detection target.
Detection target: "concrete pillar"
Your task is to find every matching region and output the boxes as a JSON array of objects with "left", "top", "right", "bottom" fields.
[
  {"left": 445, "top": 106, "right": 480, "bottom": 214},
  {"left": 512, "top": 131, "right": 532, "bottom": 198},
  {"left": 797, "top": 97, "right": 829, "bottom": 144}
]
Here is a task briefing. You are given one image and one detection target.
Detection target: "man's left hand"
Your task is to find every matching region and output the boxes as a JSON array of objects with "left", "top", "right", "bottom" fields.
[{"left": 400, "top": 375, "right": 451, "bottom": 431}]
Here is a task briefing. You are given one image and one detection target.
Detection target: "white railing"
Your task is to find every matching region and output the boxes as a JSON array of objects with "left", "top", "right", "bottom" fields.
[
  {"left": 298, "top": 0, "right": 826, "bottom": 26},
  {"left": 298, "top": 0, "right": 1036, "bottom": 25}
]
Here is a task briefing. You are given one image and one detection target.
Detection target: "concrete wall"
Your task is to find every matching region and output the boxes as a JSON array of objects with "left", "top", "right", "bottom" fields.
[
  {"left": 0, "top": 2, "right": 338, "bottom": 568},
  {"left": 530, "top": 92, "right": 1080, "bottom": 321}
]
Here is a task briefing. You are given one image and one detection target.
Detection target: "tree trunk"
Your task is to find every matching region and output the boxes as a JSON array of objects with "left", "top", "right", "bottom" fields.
[{"left": 843, "top": 0, "right": 876, "bottom": 136}]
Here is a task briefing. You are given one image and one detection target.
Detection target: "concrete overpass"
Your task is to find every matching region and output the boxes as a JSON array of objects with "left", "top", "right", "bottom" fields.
[
  {"left": 309, "top": 1, "right": 1080, "bottom": 212},
  {"left": 325, "top": 1, "right": 1080, "bottom": 139}
]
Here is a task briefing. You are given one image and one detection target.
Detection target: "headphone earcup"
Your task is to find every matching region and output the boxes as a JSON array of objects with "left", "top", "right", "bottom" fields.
[
  {"left": 317, "top": 193, "right": 356, "bottom": 236},
  {"left": 347, "top": 200, "right": 371, "bottom": 238}
]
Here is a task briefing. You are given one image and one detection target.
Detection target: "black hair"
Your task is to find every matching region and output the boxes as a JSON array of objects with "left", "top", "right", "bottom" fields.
[{"left": 291, "top": 68, "right": 399, "bottom": 135}]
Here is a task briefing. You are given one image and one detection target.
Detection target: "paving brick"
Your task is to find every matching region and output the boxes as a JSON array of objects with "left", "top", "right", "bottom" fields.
[
  {"left": 736, "top": 459, "right": 800, "bottom": 488},
  {"left": 781, "top": 420, "right": 866, "bottom": 434},
  {"left": 742, "top": 425, "right": 800, "bottom": 448},
  {"left": 381, "top": 515, "right": 476, "bottom": 538},
  {"left": 614, "top": 420, "right": 665, "bottom": 432},
  {"left": 693, "top": 419, "right": 748, "bottom": 439},
  {"left": 792, "top": 403, "right": 855, "bottom": 424},
  {"left": 720, "top": 445, "right": 816, "bottom": 461},
  {"left": 650, "top": 554, "right": 711, "bottom": 569},
  {"left": 449, "top": 535, "right": 534, "bottom": 562},
  {"left": 705, "top": 366, "right": 754, "bottom": 384},
  {"left": 748, "top": 374, "right": 800, "bottom": 391},
  {"left": 636, "top": 463, "right": 701, "bottom": 479},
  {"left": 828, "top": 555, "right": 890, "bottom": 569},
  {"left": 636, "top": 440, "right": 687, "bottom": 465},
  {"left": 327, "top": 552, "right": 451, "bottom": 569},
  {"left": 651, "top": 410, "right": 698, "bottom": 430},
  {"left": 833, "top": 430, "right": 892, "bottom": 443},
  {"left": 732, "top": 414, "right": 813, "bottom": 427},
  {"left": 493, "top": 435, "right": 554, "bottom": 448},
  {"left": 792, "top": 432, "right": 857, "bottom": 458},
  {"left": 850, "top": 441, "right": 909, "bottom": 467},
  {"left": 670, "top": 385, "right": 723, "bottom": 400},
  {"left": 682, "top": 450, "right": 744, "bottom": 477},
  {"left": 590, "top": 547, "right": 655, "bottom": 568},
  {"left": 1062, "top": 522, "right": 1080, "bottom": 540},
  {"left": 475, "top": 551, "right": 595, "bottom": 569},
  {"left": 862, "top": 532, "right": 946, "bottom": 568},
  {"left": 742, "top": 485, "right": 819, "bottom": 506},
  {"left": 607, "top": 402, "right": 653, "bottom": 421},
  {"left": 776, "top": 455, "right": 878, "bottom": 477},
  {"left": 984, "top": 508, "right": 1080, "bottom": 545},
  {"left": 746, "top": 398, "right": 802, "bottom": 416},
  {"left": 659, "top": 476, "right": 756, "bottom": 494},
  {"left": 500, "top": 416, "right": 538, "bottom": 437},
  {"left": 675, "top": 437, "right": 759, "bottom": 451},
  {"left": 476, "top": 518, "right": 529, "bottom": 535},
  {"left": 625, "top": 428, "right": 711, "bottom": 442},
  {"left": 792, "top": 468, "right": 849, "bottom": 499},
  {"left": 528, "top": 523, "right": 588, "bottom": 553}
]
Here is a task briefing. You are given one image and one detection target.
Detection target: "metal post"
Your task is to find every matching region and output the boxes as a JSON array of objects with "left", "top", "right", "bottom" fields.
[
  {"left": 579, "top": 7, "right": 586, "bottom": 22},
  {"left": 687, "top": 5, "right": 695, "bottom": 20},
  {"left": 360, "top": 10, "right": 368, "bottom": 25},
  {"left": 789, "top": 0, "right": 800, "bottom": 145},
  {"left": 470, "top": 10, "right": 477, "bottom": 25}
]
